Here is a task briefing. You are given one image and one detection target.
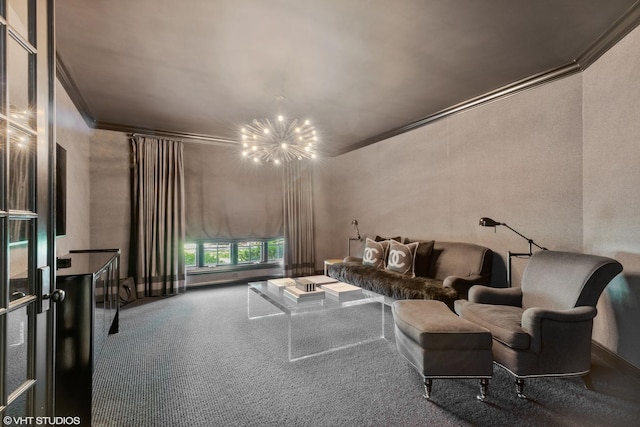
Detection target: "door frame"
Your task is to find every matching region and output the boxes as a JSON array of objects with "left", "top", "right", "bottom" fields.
[{"left": 1, "top": 0, "right": 55, "bottom": 419}]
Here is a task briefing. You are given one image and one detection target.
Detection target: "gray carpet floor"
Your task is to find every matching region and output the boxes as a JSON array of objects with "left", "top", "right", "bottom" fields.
[{"left": 92, "top": 284, "right": 640, "bottom": 426}]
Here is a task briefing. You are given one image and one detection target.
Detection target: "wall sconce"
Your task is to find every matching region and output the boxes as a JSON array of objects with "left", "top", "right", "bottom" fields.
[
  {"left": 348, "top": 219, "right": 362, "bottom": 256},
  {"left": 479, "top": 217, "right": 547, "bottom": 286}
]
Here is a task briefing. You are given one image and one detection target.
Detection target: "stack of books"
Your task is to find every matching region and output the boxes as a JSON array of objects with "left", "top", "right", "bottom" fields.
[
  {"left": 283, "top": 286, "right": 325, "bottom": 302},
  {"left": 302, "top": 275, "right": 338, "bottom": 286},
  {"left": 320, "top": 282, "right": 363, "bottom": 301},
  {"left": 267, "top": 278, "right": 296, "bottom": 294},
  {"left": 295, "top": 278, "right": 316, "bottom": 292},
  {"left": 271, "top": 275, "right": 347, "bottom": 302}
]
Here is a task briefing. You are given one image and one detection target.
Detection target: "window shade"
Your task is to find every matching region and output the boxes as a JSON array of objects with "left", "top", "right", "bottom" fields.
[{"left": 183, "top": 143, "right": 283, "bottom": 240}]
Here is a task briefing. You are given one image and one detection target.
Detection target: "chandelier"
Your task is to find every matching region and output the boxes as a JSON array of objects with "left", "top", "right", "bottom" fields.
[{"left": 240, "top": 115, "right": 318, "bottom": 165}]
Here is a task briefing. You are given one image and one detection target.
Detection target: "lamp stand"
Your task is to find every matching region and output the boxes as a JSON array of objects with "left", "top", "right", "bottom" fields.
[
  {"left": 348, "top": 219, "right": 362, "bottom": 257},
  {"left": 348, "top": 237, "right": 361, "bottom": 257},
  {"left": 507, "top": 251, "right": 532, "bottom": 287}
]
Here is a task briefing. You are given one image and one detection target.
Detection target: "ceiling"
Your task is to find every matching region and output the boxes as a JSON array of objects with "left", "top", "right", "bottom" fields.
[{"left": 55, "top": 0, "right": 640, "bottom": 156}]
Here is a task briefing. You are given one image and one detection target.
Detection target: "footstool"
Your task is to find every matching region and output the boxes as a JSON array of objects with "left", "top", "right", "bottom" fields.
[{"left": 391, "top": 300, "right": 493, "bottom": 401}]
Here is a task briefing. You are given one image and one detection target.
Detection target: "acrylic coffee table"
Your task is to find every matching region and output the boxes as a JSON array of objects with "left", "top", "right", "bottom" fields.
[{"left": 248, "top": 281, "right": 385, "bottom": 361}]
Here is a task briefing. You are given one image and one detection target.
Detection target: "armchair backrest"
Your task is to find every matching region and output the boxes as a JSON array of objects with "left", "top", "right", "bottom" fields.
[{"left": 521, "top": 250, "right": 623, "bottom": 310}]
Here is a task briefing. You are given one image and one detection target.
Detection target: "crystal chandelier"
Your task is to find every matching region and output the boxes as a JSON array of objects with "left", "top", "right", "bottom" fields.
[{"left": 240, "top": 114, "right": 318, "bottom": 165}]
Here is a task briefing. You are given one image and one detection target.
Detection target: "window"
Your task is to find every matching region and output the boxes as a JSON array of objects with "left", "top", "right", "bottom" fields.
[
  {"left": 237, "top": 241, "right": 262, "bottom": 264},
  {"left": 185, "top": 243, "right": 197, "bottom": 267},
  {"left": 267, "top": 238, "right": 284, "bottom": 261},
  {"left": 203, "top": 242, "right": 231, "bottom": 266},
  {"left": 185, "top": 238, "right": 284, "bottom": 270}
]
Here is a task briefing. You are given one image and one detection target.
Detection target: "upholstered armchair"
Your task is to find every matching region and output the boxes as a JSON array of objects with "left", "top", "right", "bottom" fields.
[{"left": 455, "top": 250, "right": 623, "bottom": 398}]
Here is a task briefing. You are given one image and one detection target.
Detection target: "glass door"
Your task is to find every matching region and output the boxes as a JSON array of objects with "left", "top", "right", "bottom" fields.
[{"left": 1, "top": 0, "right": 54, "bottom": 420}]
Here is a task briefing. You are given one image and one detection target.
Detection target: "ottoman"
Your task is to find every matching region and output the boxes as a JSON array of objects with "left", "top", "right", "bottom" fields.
[{"left": 392, "top": 300, "right": 493, "bottom": 401}]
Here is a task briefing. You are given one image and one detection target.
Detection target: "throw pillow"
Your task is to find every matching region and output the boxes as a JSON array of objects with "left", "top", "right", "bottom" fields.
[
  {"left": 362, "top": 238, "right": 389, "bottom": 269},
  {"left": 386, "top": 240, "right": 419, "bottom": 276},
  {"left": 404, "top": 239, "right": 435, "bottom": 278}
]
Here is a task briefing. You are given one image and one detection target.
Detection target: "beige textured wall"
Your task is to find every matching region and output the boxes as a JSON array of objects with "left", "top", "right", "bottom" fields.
[
  {"left": 319, "top": 75, "right": 584, "bottom": 288},
  {"left": 54, "top": 79, "right": 91, "bottom": 256},
  {"left": 89, "top": 130, "right": 131, "bottom": 277},
  {"left": 56, "top": 81, "right": 129, "bottom": 277},
  {"left": 583, "top": 25, "right": 640, "bottom": 367}
]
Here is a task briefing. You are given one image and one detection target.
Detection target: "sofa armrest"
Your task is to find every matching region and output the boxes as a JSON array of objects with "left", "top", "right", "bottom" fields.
[
  {"left": 442, "top": 274, "right": 485, "bottom": 297},
  {"left": 522, "top": 306, "right": 597, "bottom": 353},
  {"left": 343, "top": 256, "right": 362, "bottom": 263},
  {"left": 468, "top": 285, "right": 523, "bottom": 306}
]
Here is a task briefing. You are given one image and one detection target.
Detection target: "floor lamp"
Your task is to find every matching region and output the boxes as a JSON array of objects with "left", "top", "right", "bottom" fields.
[
  {"left": 479, "top": 217, "right": 547, "bottom": 287},
  {"left": 348, "top": 219, "right": 362, "bottom": 257}
]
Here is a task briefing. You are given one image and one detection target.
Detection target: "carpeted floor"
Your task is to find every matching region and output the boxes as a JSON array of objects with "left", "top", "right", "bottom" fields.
[{"left": 92, "top": 284, "right": 640, "bottom": 427}]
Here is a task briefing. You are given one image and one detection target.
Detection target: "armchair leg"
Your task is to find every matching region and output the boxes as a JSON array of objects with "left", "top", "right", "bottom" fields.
[
  {"left": 515, "top": 378, "right": 527, "bottom": 399},
  {"left": 477, "top": 378, "right": 489, "bottom": 401},
  {"left": 422, "top": 378, "right": 432, "bottom": 400}
]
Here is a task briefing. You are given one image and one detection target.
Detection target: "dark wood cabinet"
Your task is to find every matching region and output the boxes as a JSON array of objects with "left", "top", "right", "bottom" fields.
[{"left": 54, "top": 249, "right": 120, "bottom": 424}]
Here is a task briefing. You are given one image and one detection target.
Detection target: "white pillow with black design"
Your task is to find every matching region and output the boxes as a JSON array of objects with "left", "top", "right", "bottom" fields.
[
  {"left": 362, "top": 238, "right": 389, "bottom": 269},
  {"left": 386, "top": 240, "right": 419, "bottom": 276}
]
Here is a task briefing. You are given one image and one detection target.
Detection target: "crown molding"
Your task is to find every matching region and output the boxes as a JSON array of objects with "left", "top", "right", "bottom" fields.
[
  {"left": 55, "top": 53, "right": 97, "bottom": 129},
  {"left": 577, "top": 0, "right": 640, "bottom": 70},
  {"left": 333, "top": 1, "right": 640, "bottom": 157},
  {"left": 56, "top": 1, "right": 640, "bottom": 157},
  {"left": 97, "top": 121, "right": 237, "bottom": 147},
  {"left": 56, "top": 53, "right": 236, "bottom": 147},
  {"left": 332, "top": 62, "right": 581, "bottom": 156}
]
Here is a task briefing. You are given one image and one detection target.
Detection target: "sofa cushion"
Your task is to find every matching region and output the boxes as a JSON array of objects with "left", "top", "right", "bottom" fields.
[
  {"left": 404, "top": 239, "right": 435, "bottom": 278},
  {"left": 428, "top": 242, "right": 492, "bottom": 283},
  {"left": 386, "top": 240, "right": 419, "bottom": 276},
  {"left": 362, "top": 238, "right": 389, "bottom": 269},
  {"left": 457, "top": 302, "right": 530, "bottom": 350}
]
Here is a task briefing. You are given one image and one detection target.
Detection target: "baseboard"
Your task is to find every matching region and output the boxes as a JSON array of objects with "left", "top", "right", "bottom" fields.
[{"left": 592, "top": 341, "right": 640, "bottom": 385}]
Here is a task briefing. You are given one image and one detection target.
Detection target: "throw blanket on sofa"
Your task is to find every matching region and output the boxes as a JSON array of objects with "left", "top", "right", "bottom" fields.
[{"left": 329, "top": 262, "right": 458, "bottom": 308}]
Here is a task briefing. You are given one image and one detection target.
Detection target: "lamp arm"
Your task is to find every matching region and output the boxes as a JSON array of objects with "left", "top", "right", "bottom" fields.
[{"left": 501, "top": 223, "right": 547, "bottom": 252}]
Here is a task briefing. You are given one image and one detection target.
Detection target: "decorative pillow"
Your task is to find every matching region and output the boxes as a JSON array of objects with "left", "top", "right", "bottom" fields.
[
  {"left": 404, "top": 239, "right": 435, "bottom": 278},
  {"left": 362, "top": 238, "right": 389, "bottom": 269},
  {"left": 386, "top": 240, "right": 419, "bottom": 276}
]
